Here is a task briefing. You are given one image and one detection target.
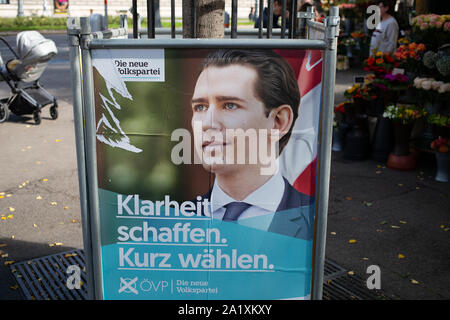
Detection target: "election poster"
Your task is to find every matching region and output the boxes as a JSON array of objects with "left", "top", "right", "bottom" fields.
[
  {"left": 54, "top": 0, "right": 69, "bottom": 14},
  {"left": 91, "top": 47, "right": 323, "bottom": 300}
]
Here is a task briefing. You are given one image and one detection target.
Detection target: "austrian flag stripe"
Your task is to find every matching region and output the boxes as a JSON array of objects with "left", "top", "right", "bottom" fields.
[{"left": 279, "top": 50, "right": 323, "bottom": 197}]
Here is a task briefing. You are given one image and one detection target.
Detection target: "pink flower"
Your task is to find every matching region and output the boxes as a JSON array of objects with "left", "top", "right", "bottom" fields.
[
  {"left": 429, "top": 14, "right": 439, "bottom": 22},
  {"left": 339, "top": 3, "right": 355, "bottom": 9},
  {"left": 420, "top": 23, "right": 428, "bottom": 30},
  {"left": 436, "top": 21, "right": 443, "bottom": 28},
  {"left": 445, "top": 22, "right": 450, "bottom": 32}
]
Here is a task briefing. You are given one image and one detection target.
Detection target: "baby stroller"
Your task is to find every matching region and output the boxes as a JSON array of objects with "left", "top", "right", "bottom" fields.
[{"left": 0, "top": 31, "right": 58, "bottom": 124}]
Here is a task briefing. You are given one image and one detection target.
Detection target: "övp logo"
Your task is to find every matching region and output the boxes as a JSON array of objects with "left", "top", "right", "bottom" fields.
[{"left": 140, "top": 278, "right": 169, "bottom": 293}]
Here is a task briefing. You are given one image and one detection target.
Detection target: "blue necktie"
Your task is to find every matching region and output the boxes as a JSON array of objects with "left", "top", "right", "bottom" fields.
[{"left": 223, "top": 202, "right": 251, "bottom": 222}]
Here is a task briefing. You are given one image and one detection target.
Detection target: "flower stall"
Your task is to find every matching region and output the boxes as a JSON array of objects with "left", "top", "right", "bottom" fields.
[{"left": 332, "top": 12, "right": 450, "bottom": 181}]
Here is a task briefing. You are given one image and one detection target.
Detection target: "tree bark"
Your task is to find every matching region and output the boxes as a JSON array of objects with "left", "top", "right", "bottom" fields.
[{"left": 183, "top": 0, "right": 225, "bottom": 38}]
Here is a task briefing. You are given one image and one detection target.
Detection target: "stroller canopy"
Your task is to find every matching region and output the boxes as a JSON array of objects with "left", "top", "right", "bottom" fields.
[
  {"left": 17, "top": 31, "right": 57, "bottom": 62},
  {"left": 9, "top": 31, "right": 58, "bottom": 83}
]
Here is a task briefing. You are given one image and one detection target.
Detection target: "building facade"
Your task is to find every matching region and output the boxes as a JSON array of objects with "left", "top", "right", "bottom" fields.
[{"left": 0, "top": 0, "right": 259, "bottom": 18}]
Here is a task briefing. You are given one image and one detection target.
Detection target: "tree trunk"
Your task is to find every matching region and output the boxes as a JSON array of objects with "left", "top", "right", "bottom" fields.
[{"left": 183, "top": 0, "right": 225, "bottom": 38}]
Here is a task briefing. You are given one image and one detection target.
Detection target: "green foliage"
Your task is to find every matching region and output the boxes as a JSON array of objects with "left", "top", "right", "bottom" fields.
[
  {"left": 0, "top": 15, "right": 254, "bottom": 31},
  {"left": 428, "top": 113, "right": 450, "bottom": 127},
  {"left": 0, "top": 16, "right": 67, "bottom": 30},
  {"left": 383, "top": 104, "right": 427, "bottom": 124}
]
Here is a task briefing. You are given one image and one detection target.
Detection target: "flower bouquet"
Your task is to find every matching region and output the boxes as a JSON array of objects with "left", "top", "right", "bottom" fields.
[
  {"left": 332, "top": 101, "right": 351, "bottom": 152},
  {"left": 340, "top": 37, "right": 356, "bottom": 47},
  {"left": 383, "top": 103, "right": 427, "bottom": 125},
  {"left": 371, "top": 72, "right": 410, "bottom": 105},
  {"left": 344, "top": 84, "right": 365, "bottom": 112},
  {"left": 338, "top": 36, "right": 356, "bottom": 59},
  {"left": 428, "top": 114, "right": 450, "bottom": 127},
  {"left": 351, "top": 31, "right": 365, "bottom": 39},
  {"left": 431, "top": 137, "right": 450, "bottom": 153},
  {"left": 375, "top": 73, "right": 411, "bottom": 91},
  {"left": 394, "top": 43, "right": 427, "bottom": 75},
  {"left": 428, "top": 114, "right": 450, "bottom": 138},
  {"left": 344, "top": 83, "right": 366, "bottom": 100},
  {"left": 350, "top": 30, "right": 368, "bottom": 61},
  {"left": 430, "top": 136, "right": 450, "bottom": 182},
  {"left": 398, "top": 37, "right": 410, "bottom": 46},
  {"left": 334, "top": 101, "right": 348, "bottom": 125},
  {"left": 413, "top": 77, "right": 450, "bottom": 105},
  {"left": 384, "top": 104, "right": 426, "bottom": 168},
  {"left": 411, "top": 14, "right": 450, "bottom": 50},
  {"left": 363, "top": 76, "right": 383, "bottom": 115},
  {"left": 364, "top": 52, "right": 399, "bottom": 78}
]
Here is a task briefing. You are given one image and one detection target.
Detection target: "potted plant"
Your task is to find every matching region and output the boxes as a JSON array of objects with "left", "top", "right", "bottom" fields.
[
  {"left": 414, "top": 78, "right": 450, "bottom": 148},
  {"left": 343, "top": 83, "right": 376, "bottom": 132},
  {"left": 383, "top": 103, "right": 427, "bottom": 170},
  {"left": 430, "top": 137, "right": 450, "bottom": 182},
  {"left": 428, "top": 113, "right": 450, "bottom": 139},
  {"left": 332, "top": 101, "right": 350, "bottom": 152},
  {"left": 342, "top": 84, "right": 372, "bottom": 160}
]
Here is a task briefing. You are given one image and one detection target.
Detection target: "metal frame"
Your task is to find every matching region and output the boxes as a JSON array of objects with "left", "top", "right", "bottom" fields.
[{"left": 67, "top": 3, "right": 339, "bottom": 301}]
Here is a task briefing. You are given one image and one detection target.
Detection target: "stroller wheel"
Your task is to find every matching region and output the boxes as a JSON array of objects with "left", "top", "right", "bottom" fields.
[
  {"left": 50, "top": 104, "right": 58, "bottom": 120},
  {"left": 33, "top": 110, "right": 41, "bottom": 125},
  {"left": 0, "top": 101, "right": 9, "bottom": 123}
]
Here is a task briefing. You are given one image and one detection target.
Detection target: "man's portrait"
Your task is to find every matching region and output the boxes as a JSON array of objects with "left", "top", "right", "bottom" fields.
[
  {"left": 92, "top": 47, "right": 320, "bottom": 299},
  {"left": 190, "top": 49, "right": 315, "bottom": 240}
]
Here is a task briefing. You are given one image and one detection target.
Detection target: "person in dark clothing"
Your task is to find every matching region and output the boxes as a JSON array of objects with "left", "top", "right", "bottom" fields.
[{"left": 254, "top": 0, "right": 291, "bottom": 29}]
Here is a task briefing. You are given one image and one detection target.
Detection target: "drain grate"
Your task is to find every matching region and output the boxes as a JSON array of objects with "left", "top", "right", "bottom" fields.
[
  {"left": 323, "top": 258, "right": 348, "bottom": 281},
  {"left": 323, "top": 260, "right": 389, "bottom": 300},
  {"left": 9, "top": 251, "right": 387, "bottom": 300},
  {"left": 9, "top": 250, "right": 88, "bottom": 300},
  {"left": 323, "top": 274, "right": 388, "bottom": 300}
]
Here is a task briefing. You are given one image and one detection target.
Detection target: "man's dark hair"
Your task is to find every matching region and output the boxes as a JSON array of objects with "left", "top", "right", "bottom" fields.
[{"left": 200, "top": 49, "right": 300, "bottom": 153}]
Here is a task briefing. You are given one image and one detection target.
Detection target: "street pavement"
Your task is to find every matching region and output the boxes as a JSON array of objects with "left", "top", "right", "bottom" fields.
[{"left": 0, "top": 33, "right": 449, "bottom": 300}]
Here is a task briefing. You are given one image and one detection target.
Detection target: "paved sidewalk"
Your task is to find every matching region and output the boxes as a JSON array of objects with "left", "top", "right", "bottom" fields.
[{"left": 327, "top": 150, "right": 450, "bottom": 299}]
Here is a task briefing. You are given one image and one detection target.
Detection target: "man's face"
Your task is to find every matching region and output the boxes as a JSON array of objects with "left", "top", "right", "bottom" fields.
[{"left": 191, "top": 64, "right": 275, "bottom": 175}]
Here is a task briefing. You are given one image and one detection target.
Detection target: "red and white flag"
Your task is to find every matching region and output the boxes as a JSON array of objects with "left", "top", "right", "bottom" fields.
[{"left": 278, "top": 50, "right": 323, "bottom": 197}]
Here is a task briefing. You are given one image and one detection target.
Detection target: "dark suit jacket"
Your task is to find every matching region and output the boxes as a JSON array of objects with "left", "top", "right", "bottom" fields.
[{"left": 201, "top": 177, "right": 315, "bottom": 241}]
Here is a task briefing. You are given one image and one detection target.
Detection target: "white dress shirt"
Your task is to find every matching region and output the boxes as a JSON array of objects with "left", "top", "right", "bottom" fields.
[{"left": 210, "top": 170, "right": 286, "bottom": 230}]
